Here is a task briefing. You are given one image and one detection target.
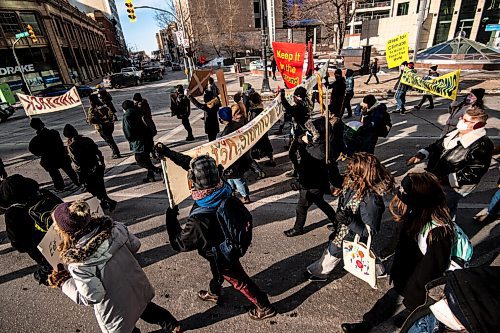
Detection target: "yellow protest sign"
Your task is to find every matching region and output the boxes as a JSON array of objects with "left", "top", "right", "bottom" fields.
[
  {"left": 400, "top": 68, "right": 460, "bottom": 100},
  {"left": 386, "top": 33, "right": 409, "bottom": 69}
]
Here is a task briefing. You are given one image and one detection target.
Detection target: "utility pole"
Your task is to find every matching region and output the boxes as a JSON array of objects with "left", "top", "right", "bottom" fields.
[
  {"left": 175, "top": 0, "right": 194, "bottom": 80},
  {"left": 413, "top": 0, "right": 428, "bottom": 62},
  {"left": 12, "top": 36, "right": 32, "bottom": 95},
  {"left": 260, "top": 0, "right": 271, "bottom": 92}
]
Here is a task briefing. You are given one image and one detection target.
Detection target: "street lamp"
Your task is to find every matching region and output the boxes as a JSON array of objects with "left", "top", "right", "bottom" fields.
[
  {"left": 260, "top": 0, "right": 271, "bottom": 92},
  {"left": 12, "top": 31, "right": 32, "bottom": 95}
]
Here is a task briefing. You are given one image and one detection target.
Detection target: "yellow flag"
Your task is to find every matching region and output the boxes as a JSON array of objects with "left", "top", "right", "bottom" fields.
[
  {"left": 386, "top": 33, "right": 410, "bottom": 69},
  {"left": 400, "top": 68, "right": 460, "bottom": 101}
]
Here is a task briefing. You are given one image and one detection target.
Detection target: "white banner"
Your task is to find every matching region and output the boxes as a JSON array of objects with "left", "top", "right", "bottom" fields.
[{"left": 17, "top": 86, "right": 82, "bottom": 117}]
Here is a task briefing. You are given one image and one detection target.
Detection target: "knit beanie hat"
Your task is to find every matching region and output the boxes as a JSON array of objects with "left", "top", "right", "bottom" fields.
[
  {"left": 0, "top": 174, "right": 39, "bottom": 205},
  {"left": 294, "top": 86, "right": 307, "bottom": 100},
  {"left": 408, "top": 62, "right": 415, "bottom": 69},
  {"left": 30, "top": 118, "right": 44, "bottom": 131},
  {"left": 63, "top": 124, "right": 78, "bottom": 138},
  {"left": 471, "top": 88, "right": 485, "bottom": 101},
  {"left": 218, "top": 107, "right": 232, "bottom": 122},
  {"left": 189, "top": 155, "right": 220, "bottom": 190},
  {"left": 53, "top": 201, "right": 91, "bottom": 234},
  {"left": 430, "top": 65, "right": 438, "bottom": 71},
  {"left": 133, "top": 93, "right": 142, "bottom": 102},
  {"left": 362, "top": 95, "right": 377, "bottom": 108}
]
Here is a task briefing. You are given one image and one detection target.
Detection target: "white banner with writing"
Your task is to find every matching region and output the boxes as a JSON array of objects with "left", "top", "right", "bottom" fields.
[{"left": 17, "top": 86, "right": 82, "bottom": 117}]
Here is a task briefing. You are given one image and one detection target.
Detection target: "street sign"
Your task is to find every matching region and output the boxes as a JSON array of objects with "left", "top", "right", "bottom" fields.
[
  {"left": 485, "top": 24, "right": 500, "bottom": 32},
  {"left": 15, "top": 31, "right": 29, "bottom": 39}
]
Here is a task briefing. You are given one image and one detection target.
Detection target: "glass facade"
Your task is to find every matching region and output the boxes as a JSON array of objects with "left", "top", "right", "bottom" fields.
[
  {"left": 454, "top": 0, "right": 478, "bottom": 38},
  {"left": 476, "top": 0, "right": 500, "bottom": 45},
  {"left": 433, "top": 0, "right": 456, "bottom": 44}
]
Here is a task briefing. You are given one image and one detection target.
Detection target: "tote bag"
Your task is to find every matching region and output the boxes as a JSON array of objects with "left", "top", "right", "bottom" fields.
[{"left": 342, "top": 225, "right": 377, "bottom": 289}]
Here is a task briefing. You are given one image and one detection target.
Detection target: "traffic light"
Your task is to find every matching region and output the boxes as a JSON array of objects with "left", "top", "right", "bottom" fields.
[
  {"left": 125, "top": 0, "right": 136, "bottom": 23},
  {"left": 27, "top": 24, "right": 37, "bottom": 43}
]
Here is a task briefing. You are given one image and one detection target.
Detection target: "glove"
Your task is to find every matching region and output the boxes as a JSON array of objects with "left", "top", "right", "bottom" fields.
[
  {"left": 165, "top": 206, "right": 179, "bottom": 224},
  {"left": 155, "top": 142, "right": 171, "bottom": 158},
  {"left": 48, "top": 265, "right": 71, "bottom": 289},
  {"left": 336, "top": 209, "right": 353, "bottom": 226}
]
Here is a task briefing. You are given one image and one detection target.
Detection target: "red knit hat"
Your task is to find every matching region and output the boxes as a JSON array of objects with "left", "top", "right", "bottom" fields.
[{"left": 52, "top": 201, "right": 91, "bottom": 234}]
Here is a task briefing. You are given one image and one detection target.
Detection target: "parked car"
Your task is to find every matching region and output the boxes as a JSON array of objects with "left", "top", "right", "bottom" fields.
[
  {"left": 121, "top": 66, "right": 143, "bottom": 78},
  {"left": 142, "top": 67, "right": 163, "bottom": 81},
  {"left": 0, "top": 102, "right": 16, "bottom": 123},
  {"left": 103, "top": 73, "right": 141, "bottom": 89},
  {"left": 35, "top": 84, "right": 94, "bottom": 97},
  {"left": 171, "top": 62, "right": 182, "bottom": 71}
]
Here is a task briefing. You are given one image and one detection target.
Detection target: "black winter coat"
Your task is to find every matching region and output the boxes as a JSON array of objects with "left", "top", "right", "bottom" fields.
[
  {"left": 190, "top": 96, "right": 220, "bottom": 136},
  {"left": 170, "top": 94, "right": 191, "bottom": 119},
  {"left": 29, "top": 127, "right": 69, "bottom": 169},
  {"left": 280, "top": 94, "right": 310, "bottom": 136},
  {"left": 122, "top": 107, "right": 153, "bottom": 154},
  {"left": 67, "top": 135, "right": 104, "bottom": 179},
  {"left": 327, "top": 76, "right": 346, "bottom": 117}
]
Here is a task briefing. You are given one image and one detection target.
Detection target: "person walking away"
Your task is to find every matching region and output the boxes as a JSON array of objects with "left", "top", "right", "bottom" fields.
[
  {"left": 442, "top": 88, "right": 485, "bottom": 135},
  {"left": 248, "top": 91, "right": 276, "bottom": 166},
  {"left": 133, "top": 93, "right": 158, "bottom": 159},
  {"left": 365, "top": 58, "right": 380, "bottom": 84},
  {"left": 280, "top": 87, "right": 311, "bottom": 177},
  {"left": 344, "top": 69, "right": 355, "bottom": 118},
  {"left": 358, "top": 95, "right": 391, "bottom": 154},
  {"left": 207, "top": 77, "right": 220, "bottom": 98},
  {"left": 0, "top": 174, "right": 62, "bottom": 285},
  {"left": 414, "top": 65, "right": 439, "bottom": 110},
  {"left": 49, "top": 201, "right": 180, "bottom": 333},
  {"left": 407, "top": 106, "right": 493, "bottom": 220},
  {"left": 189, "top": 90, "right": 220, "bottom": 141},
  {"left": 122, "top": 100, "right": 161, "bottom": 183},
  {"left": 341, "top": 172, "right": 454, "bottom": 333},
  {"left": 96, "top": 85, "right": 117, "bottom": 118},
  {"left": 87, "top": 94, "right": 121, "bottom": 159},
  {"left": 326, "top": 68, "right": 347, "bottom": 118},
  {"left": 156, "top": 148, "right": 277, "bottom": 320},
  {"left": 231, "top": 92, "right": 248, "bottom": 124},
  {"left": 271, "top": 58, "right": 277, "bottom": 80},
  {"left": 393, "top": 61, "right": 415, "bottom": 115},
  {"left": 28, "top": 118, "right": 80, "bottom": 191},
  {"left": 170, "top": 85, "right": 194, "bottom": 141},
  {"left": 307, "top": 153, "right": 394, "bottom": 281},
  {"left": 62, "top": 124, "right": 117, "bottom": 212},
  {"left": 0, "top": 157, "right": 7, "bottom": 181}
]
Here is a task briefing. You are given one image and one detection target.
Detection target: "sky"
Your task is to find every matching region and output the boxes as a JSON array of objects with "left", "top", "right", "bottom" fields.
[{"left": 117, "top": 0, "right": 173, "bottom": 55}]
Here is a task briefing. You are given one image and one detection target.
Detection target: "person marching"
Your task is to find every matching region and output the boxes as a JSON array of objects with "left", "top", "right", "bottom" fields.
[
  {"left": 49, "top": 200, "right": 181, "bottom": 333},
  {"left": 271, "top": 58, "right": 277, "bottom": 81},
  {"left": 365, "top": 58, "right": 380, "bottom": 84},
  {"left": 248, "top": 91, "right": 276, "bottom": 166},
  {"left": 189, "top": 90, "right": 220, "bottom": 142},
  {"left": 326, "top": 68, "right": 346, "bottom": 118},
  {"left": 170, "top": 84, "right": 194, "bottom": 141},
  {"left": 133, "top": 93, "right": 158, "bottom": 159},
  {"left": 62, "top": 124, "right": 117, "bottom": 212},
  {"left": 414, "top": 65, "right": 439, "bottom": 110},
  {"left": 96, "top": 84, "right": 117, "bottom": 117},
  {"left": 87, "top": 94, "right": 121, "bottom": 159},
  {"left": 344, "top": 69, "right": 355, "bottom": 118},
  {"left": 442, "top": 88, "right": 485, "bottom": 135},
  {"left": 393, "top": 61, "right": 416, "bottom": 115},
  {"left": 306, "top": 153, "right": 394, "bottom": 280}
]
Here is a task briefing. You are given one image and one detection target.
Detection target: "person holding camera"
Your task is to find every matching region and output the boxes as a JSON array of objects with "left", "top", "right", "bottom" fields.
[{"left": 170, "top": 85, "right": 194, "bottom": 141}]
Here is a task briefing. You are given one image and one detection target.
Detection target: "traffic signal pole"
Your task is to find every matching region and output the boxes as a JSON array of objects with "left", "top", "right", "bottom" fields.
[{"left": 11, "top": 37, "right": 32, "bottom": 95}]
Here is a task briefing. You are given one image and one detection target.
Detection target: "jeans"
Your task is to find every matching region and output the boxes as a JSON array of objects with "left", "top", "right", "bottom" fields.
[
  {"left": 131, "top": 302, "right": 178, "bottom": 333},
  {"left": 45, "top": 158, "right": 80, "bottom": 190},
  {"left": 294, "top": 188, "right": 337, "bottom": 230},
  {"left": 395, "top": 90, "right": 407, "bottom": 110},
  {"left": 488, "top": 188, "right": 500, "bottom": 216},
  {"left": 407, "top": 313, "right": 440, "bottom": 333},
  {"left": 209, "top": 258, "right": 271, "bottom": 309},
  {"left": 227, "top": 178, "right": 249, "bottom": 197},
  {"left": 344, "top": 92, "right": 354, "bottom": 117},
  {"left": 181, "top": 116, "right": 193, "bottom": 138},
  {"left": 98, "top": 122, "right": 120, "bottom": 156},
  {"left": 366, "top": 73, "right": 379, "bottom": 84},
  {"left": 135, "top": 152, "right": 157, "bottom": 179},
  {"left": 363, "top": 288, "right": 406, "bottom": 327}
]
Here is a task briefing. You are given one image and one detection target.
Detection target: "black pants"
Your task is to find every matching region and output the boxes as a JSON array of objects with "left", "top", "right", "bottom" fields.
[
  {"left": 131, "top": 302, "right": 178, "bottom": 333},
  {"left": 0, "top": 157, "right": 6, "bottom": 179},
  {"left": 289, "top": 136, "right": 301, "bottom": 171},
  {"left": 328, "top": 162, "right": 343, "bottom": 189},
  {"left": 209, "top": 258, "right": 271, "bottom": 309},
  {"left": 207, "top": 132, "right": 218, "bottom": 142},
  {"left": 98, "top": 123, "right": 120, "bottom": 156},
  {"left": 417, "top": 95, "right": 434, "bottom": 108},
  {"left": 135, "top": 152, "right": 156, "bottom": 178},
  {"left": 363, "top": 288, "right": 407, "bottom": 327},
  {"left": 181, "top": 116, "right": 193, "bottom": 137},
  {"left": 45, "top": 159, "right": 79, "bottom": 190},
  {"left": 294, "top": 188, "right": 337, "bottom": 230},
  {"left": 83, "top": 166, "right": 111, "bottom": 203},
  {"left": 344, "top": 92, "right": 354, "bottom": 117},
  {"left": 366, "top": 73, "right": 379, "bottom": 84}
]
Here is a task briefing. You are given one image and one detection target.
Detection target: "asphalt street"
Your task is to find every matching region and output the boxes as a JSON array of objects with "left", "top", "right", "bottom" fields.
[{"left": 0, "top": 69, "right": 499, "bottom": 333}]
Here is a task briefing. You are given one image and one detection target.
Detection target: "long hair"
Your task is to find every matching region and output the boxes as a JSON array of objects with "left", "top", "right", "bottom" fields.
[
  {"left": 389, "top": 172, "right": 453, "bottom": 241},
  {"left": 343, "top": 152, "right": 394, "bottom": 198}
]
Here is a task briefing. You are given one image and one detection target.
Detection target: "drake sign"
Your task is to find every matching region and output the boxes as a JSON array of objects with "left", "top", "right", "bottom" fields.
[{"left": 0, "top": 64, "right": 35, "bottom": 76}]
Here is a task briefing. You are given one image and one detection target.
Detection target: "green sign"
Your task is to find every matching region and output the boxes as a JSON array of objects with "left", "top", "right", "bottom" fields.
[
  {"left": 15, "top": 31, "right": 29, "bottom": 39},
  {"left": 0, "top": 83, "right": 16, "bottom": 105}
]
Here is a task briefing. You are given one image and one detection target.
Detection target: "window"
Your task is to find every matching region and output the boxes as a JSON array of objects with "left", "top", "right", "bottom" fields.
[
  {"left": 54, "top": 18, "right": 64, "bottom": 37},
  {"left": 255, "top": 18, "right": 261, "bottom": 28},
  {"left": 454, "top": 0, "right": 478, "bottom": 38},
  {"left": 19, "top": 13, "right": 42, "bottom": 34},
  {"left": 354, "top": 25, "right": 362, "bottom": 34},
  {"left": 253, "top": 1, "right": 260, "bottom": 14},
  {"left": 397, "top": 2, "right": 409, "bottom": 16},
  {"left": 0, "top": 12, "right": 21, "bottom": 35},
  {"left": 433, "top": 0, "right": 456, "bottom": 44}
]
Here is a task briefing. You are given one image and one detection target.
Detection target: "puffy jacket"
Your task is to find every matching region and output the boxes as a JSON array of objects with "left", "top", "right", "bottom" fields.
[
  {"left": 28, "top": 127, "right": 69, "bottom": 169},
  {"left": 122, "top": 107, "right": 153, "bottom": 153},
  {"left": 280, "top": 94, "right": 310, "bottom": 136},
  {"left": 87, "top": 105, "right": 114, "bottom": 131},
  {"left": 67, "top": 135, "right": 104, "bottom": 179},
  {"left": 135, "top": 99, "right": 157, "bottom": 136}
]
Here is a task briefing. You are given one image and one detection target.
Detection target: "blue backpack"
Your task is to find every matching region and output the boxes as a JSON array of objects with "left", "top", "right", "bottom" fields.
[{"left": 191, "top": 196, "right": 253, "bottom": 262}]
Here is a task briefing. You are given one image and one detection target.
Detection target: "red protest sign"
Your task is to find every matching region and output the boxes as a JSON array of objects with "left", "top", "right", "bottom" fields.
[{"left": 272, "top": 42, "right": 306, "bottom": 89}]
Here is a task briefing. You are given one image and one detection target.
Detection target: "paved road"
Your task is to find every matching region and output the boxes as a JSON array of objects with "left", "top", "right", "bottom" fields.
[{"left": 0, "top": 70, "right": 499, "bottom": 333}]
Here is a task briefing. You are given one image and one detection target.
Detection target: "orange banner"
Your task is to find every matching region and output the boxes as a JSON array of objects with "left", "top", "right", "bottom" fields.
[{"left": 272, "top": 42, "right": 306, "bottom": 89}]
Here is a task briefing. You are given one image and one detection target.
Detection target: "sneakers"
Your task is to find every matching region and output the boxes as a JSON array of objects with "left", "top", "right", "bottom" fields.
[
  {"left": 256, "top": 171, "right": 267, "bottom": 180},
  {"left": 107, "top": 199, "right": 117, "bottom": 213},
  {"left": 241, "top": 196, "right": 251, "bottom": 204},
  {"left": 143, "top": 176, "right": 157, "bottom": 183},
  {"left": 341, "top": 322, "right": 373, "bottom": 333},
  {"left": 112, "top": 153, "right": 122, "bottom": 159},
  {"left": 307, "top": 273, "right": 327, "bottom": 282},
  {"left": 425, "top": 105, "right": 434, "bottom": 109},
  {"left": 197, "top": 290, "right": 219, "bottom": 304},
  {"left": 413, "top": 105, "right": 421, "bottom": 110},
  {"left": 186, "top": 135, "right": 195, "bottom": 141},
  {"left": 248, "top": 306, "right": 277, "bottom": 320},
  {"left": 376, "top": 263, "right": 387, "bottom": 278},
  {"left": 284, "top": 228, "right": 304, "bottom": 237}
]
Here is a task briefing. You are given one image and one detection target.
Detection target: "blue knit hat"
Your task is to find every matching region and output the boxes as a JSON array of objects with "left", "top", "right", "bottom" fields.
[{"left": 218, "top": 107, "right": 232, "bottom": 122}]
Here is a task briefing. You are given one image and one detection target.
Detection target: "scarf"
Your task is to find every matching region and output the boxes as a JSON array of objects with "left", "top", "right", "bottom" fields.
[{"left": 193, "top": 181, "right": 233, "bottom": 208}]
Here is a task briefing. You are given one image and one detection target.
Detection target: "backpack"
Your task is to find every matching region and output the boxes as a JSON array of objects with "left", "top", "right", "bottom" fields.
[
  {"left": 11, "top": 190, "right": 62, "bottom": 233},
  {"left": 377, "top": 108, "right": 392, "bottom": 138},
  {"left": 92, "top": 105, "right": 113, "bottom": 124},
  {"left": 191, "top": 196, "right": 253, "bottom": 262}
]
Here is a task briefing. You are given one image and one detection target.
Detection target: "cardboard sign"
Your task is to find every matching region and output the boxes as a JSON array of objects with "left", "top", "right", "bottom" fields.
[
  {"left": 316, "top": 73, "right": 324, "bottom": 115},
  {"left": 37, "top": 197, "right": 104, "bottom": 270},
  {"left": 385, "top": 33, "right": 410, "bottom": 69},
  {"left": 162, "top": 62, "right": 330, "bottom": 207},
  {"left": 400, "top": 68, "right": 460, "bottom": 101},
  {"left": 215, "top": 69, "right": 229, "bottom": 107},
  {"left": 188, "top": 70, "right": 211, "bottom": 97},
  {"left": 17, "top": 87, "right": 82, "bottom": 116},
  {"left": 272, "top": 42, "right": 306, "bottom": 88}
]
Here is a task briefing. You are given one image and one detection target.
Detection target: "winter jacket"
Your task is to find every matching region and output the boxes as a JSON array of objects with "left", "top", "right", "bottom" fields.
[
  {"left": 122, "top": 107, "right": 153, "bottom": 154},
  {"left": 443, "top": 98, "right": 472, "bottom": 134},
  {"left": 29, "top": 127, "right": 70, "bottom": 170},
  {"left": 61, "top": 218, "right": 154, "bottom": 333},
  {"left": 420, "top": 128, "right": 493, "bottom": 195},
  {"left": 327, "top": 76, "right": 346, "bottom": 117},
  {"left": 360, "top": 102, "right": 388, "bottom": 151},
  {"left": 87, "top": 105, "right": 115, "bottom": 131},
  {"left": 280, "top": 94, "right": 310, "bottom": 136},
  {"left": 304, "top": 116, "right": 345, "bottom": 161},
  {"left": 190, "top": 96, "right": 220, "bottom": 136},
  {"left": 345, "top": 76, "right": 354, "bottom": 94},
  {"left": 67, "top": 135, "right": 104, "bottom": 181},
  {"left": 135, "top": 99, "right": 157, "bottom": 136},
  {"left": 231, "top": 102, "right": 248, "bottom": 124},
  {"left": 391, "top": 222, "right": 453, "bottom": 310},
  {"left": 369, "top": 62, "right": 378, "bottom": 74},
  {"left": 170, "top": 94, "right": 191, "bottom": 119},
  {"left": 0, "top": 157, "right": 7, "bottom": 179}
]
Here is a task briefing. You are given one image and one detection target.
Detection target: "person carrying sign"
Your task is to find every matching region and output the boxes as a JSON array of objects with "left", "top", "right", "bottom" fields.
[
  {"left": 189, "top": 89, "right": 220, "bottom": 142},
  {"left": 413, "top": 65, "right": 439, "bottom": 111},
  {"left": 170, "top": 85, "right": 195, "bottom": 141},
  {"left": 393, "top": 61, "right": 415, "bottom": 115}
]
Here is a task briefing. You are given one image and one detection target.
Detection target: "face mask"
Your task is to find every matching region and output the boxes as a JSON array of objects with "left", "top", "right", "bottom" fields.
[
  {"left": 456, "top": 119, "right": 469, "bottom": 131},
  {"left": 466, "top": 94, "right": 476, "bottom": 104}
]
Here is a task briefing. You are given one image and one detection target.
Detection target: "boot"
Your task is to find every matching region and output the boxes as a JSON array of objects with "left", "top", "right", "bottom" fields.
[{"left": 341, "top": 322, "right": 372, "bottom": 333}]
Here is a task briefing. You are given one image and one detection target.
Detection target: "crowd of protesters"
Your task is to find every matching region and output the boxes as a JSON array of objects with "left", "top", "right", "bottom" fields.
[{"left": 0, "top": 61, "right": 498, "bottom": 333}]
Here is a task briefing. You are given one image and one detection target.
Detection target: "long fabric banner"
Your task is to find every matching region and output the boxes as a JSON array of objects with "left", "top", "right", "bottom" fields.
[
  {"left": 17, "top": 87, "right": 82, "bottom": 116},
  {"left": 162, "top": 62, "right": 329, "bottom": 207},
  {"left": 272, "top": 42, "right": 306, "bottom": 88},
  {"left": 400, "top": 68, "right": 460, "bottom": 100},
  {"left": 385, "top": 33, "right": 409, "bottom": 69}
]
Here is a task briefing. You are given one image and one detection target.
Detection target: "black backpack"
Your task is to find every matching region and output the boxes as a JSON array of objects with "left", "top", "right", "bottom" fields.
[
  {"left": 377, "top": 108, "right": 392, "bottom": 138},
  {"left": 26, "top": 190, "right": 62, "bottom": 232},
  {"left": 191, "top": 196, "right": 253, "bottom": 262}
]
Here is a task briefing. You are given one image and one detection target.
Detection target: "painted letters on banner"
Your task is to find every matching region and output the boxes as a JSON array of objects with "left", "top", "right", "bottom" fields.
[
  {"left": 400, "top": 68, "right": 460, "bottom": 100},
  {"left": 161, "top": 62, "right": 329, "bottom": 207},
  {"left": 386, "top": 33, "right": 410, "bottom": 69},
  {"left": 17, "top": 87, "right": 82, "bottom": 116},
  {"left": 188, "top": 70, "right": 211, "bottom": 97},
  {"left": 272, "top": 42, "right": 306, "bottom": 88}
]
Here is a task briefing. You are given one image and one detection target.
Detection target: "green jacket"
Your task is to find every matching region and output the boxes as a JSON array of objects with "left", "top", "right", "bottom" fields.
[{"left": 122, "top": 107, "right": 152, "bottom": 153}]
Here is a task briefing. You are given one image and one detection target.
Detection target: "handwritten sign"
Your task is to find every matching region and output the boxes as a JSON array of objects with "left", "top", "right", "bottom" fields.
[
  {"left": 215, "top": 69, "right": 229, "bottom": 107},
  {"left": 400, "top": 68, "right": 460, "bottom": 101},
  {"left": 272, "top": 42, "right": 306, "bottom": 88},
  {"left": 385, "top": 33, "right": 409, "bottom": 69},
  {"left": 17, "top": 87, "right": 82, "bottom": 117},
  {"left": 188, "top": 70, "right": 211, "bottom": 97}
]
